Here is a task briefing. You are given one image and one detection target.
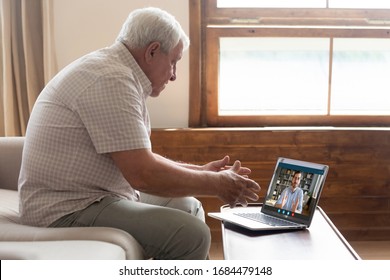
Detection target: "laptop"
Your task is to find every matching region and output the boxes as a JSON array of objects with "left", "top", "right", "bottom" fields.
[{"left": 208, "top": 157, "right": 329, "bottom": 230}]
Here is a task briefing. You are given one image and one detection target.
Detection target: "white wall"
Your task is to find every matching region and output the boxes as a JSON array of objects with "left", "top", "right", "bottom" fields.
[{"left": 52, "top": 0, "right": 190, "bottom": 128}]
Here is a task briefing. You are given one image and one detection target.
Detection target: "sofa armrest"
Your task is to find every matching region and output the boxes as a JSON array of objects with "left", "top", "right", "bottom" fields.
[
  {"left": 0, "top": 137, "right": 24, "bottom": 191},
  {"left": 0, "top": 189, "right": 145, "bottom": 259},
  {"left": 0, "top": 221, "right": 145, "bottom": 259}
]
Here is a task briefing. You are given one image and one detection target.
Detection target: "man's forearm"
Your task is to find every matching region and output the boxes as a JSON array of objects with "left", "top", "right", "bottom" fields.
[
  {"left": 154, "top": 153, "right": 203, "bottom": 171},
  {"left": 111, "top": 149, "right": 260, "bottom": 206}
]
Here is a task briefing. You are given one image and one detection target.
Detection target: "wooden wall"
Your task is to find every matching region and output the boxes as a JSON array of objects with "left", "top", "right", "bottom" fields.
[{"left": 150, "top": 128, "right": 390, "bottom": 242}]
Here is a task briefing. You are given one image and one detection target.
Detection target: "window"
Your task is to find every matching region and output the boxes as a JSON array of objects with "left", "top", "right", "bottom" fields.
[
  {"left": 217, "top": 0, "right": 390, "bottom": 9},
  {"left": 189, "top": 0, "right": 390, "bottom": 126}
]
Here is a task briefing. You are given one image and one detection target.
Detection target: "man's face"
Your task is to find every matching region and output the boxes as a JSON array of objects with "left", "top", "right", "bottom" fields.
[
  {"left": 291, "top": 173, "right": 302, "bottom": 189},
  {"left": 146, "top": 41, "right": 183, "bottom": 97}
]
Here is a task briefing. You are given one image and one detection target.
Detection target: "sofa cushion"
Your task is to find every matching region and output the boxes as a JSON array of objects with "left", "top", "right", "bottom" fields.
[{"left": 0, "top": 240, "right": 126, "bottom": 259}]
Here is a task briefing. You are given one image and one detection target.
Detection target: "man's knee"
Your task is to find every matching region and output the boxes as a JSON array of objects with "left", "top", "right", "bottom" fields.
[
  {"left": 140, "top": 194, "right": 206, "bottom": 222},
  {"left": 167, "top": 197, "right": 206, "bottom": 222},
  {"left": 176, "top": 216, "right": 211, "bottom": 260}
]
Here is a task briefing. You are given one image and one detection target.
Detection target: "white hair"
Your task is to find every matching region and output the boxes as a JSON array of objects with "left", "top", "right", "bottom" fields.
[{"left": 117, "top": 7, "right": 189, "bottom": 53}]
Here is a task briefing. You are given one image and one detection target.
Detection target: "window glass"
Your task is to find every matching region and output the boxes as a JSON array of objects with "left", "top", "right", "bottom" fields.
[
  {"left": 331, "top": 38, "right": 390, "bottom": 115},
  {"left": 219, "top": 38, "right": 330, "bottom": 116},
  {"left": 329, "top": 0, "right": 390, "bottom": 9},
  {"left": 217, "top": 0, "right": 326, "bottom": 8}
]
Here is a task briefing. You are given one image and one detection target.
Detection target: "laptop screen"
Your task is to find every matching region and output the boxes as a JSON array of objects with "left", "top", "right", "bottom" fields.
[{"left": 262, "top": 158, "right": 329, "bottom": 226}]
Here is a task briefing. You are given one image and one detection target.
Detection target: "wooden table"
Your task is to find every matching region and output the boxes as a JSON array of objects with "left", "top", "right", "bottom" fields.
[{"left": 220, "top": 204, "right": 360, "bottom": 260}]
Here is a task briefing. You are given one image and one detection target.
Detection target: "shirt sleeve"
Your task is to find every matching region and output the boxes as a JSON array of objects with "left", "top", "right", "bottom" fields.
[{"left": 276, "top": 188, "right": 287, "bottom": 205}]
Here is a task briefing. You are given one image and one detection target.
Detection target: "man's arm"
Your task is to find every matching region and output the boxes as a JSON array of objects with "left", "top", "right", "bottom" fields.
[
  {"left": 110, "top": 148, "right": 260, "bottom": 207},
  {"left": 274, "top": 189, "right": 287, "bottom": 209},
  {"left": 154, "top": 154, "right": 252, "bottom": 175}
]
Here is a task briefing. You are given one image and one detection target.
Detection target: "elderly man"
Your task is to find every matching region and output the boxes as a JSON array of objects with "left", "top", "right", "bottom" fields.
[{"left": 18, "top": 7, "right": 260, "bottom": 259}]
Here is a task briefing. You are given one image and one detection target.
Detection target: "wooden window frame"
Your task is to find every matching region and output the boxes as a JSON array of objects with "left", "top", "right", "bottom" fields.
[{"left": 189, "top": 0, "right": 390, "bottom": 127}]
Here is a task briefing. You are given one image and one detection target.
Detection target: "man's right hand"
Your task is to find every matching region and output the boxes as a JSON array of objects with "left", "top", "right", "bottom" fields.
[{"left": 216, "top": 160, "right": 261, "bottom": 207}]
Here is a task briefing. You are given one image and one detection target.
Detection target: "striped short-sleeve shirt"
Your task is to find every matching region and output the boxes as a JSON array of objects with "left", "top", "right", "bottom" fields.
[{"left": 18, "top": 42, "right": 152, "bottom": 227}]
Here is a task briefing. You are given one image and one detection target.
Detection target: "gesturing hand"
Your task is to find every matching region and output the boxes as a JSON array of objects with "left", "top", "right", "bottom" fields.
[
  {"left": 216, "top": 159, "right": 261, "bottom": 208},
  {"left": 203, "top": 155, "right": 252, "bottom": 177}
]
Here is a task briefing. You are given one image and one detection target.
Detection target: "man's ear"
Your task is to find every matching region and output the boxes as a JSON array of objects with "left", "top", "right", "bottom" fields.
[{"left": 145, "top": 42, "right": 161, "bottom": 63}]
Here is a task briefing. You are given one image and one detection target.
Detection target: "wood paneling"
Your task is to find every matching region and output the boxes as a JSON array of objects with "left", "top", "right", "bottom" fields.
[{"left": 151, "top": 128, "right": 390, "bottom": 242}]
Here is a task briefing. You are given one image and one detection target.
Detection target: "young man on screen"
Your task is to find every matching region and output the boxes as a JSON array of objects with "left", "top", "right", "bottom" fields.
[{"left": 275, "top": 171, "right": 303, "bottom": 213}]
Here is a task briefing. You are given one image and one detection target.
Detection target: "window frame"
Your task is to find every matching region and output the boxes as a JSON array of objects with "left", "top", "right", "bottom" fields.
[{"left": 189, "top": 0, "right": 390, "bottom": 127}]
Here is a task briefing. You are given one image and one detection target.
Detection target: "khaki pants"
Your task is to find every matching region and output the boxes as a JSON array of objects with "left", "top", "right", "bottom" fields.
[{"left": 49, "top": 194, "right": 210, "bottom": 260}]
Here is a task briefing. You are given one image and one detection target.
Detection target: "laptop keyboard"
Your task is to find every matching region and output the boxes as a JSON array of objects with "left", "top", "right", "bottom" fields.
[{"left": 234, "top": 212, "right": 298, "bottom": 227}]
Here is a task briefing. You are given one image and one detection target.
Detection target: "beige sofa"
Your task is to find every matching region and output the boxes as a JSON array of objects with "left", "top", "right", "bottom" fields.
[{"left": 0, "top": 137, "right": 145, "bottom": 260}]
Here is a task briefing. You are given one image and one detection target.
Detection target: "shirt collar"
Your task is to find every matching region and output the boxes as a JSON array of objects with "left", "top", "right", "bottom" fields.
[{"left": 113, "top": 41, "right": 152, "bottom": 98}]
